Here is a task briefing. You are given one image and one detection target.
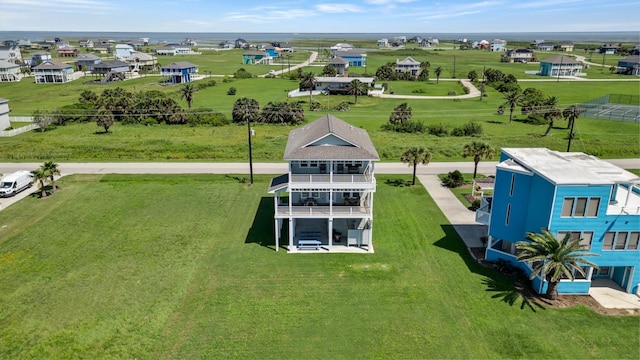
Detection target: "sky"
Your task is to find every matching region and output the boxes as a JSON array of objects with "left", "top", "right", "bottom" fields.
[{"left": 1, "top": 0, "right": 639, "bottom": 33}]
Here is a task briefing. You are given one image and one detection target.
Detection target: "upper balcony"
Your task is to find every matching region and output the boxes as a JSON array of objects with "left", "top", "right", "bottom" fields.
[
  {"left": 607, "top": 184, "right": 640, "bottom": 215},
  {"left": 288, "top": 160, "right": 376, "bottom": 190}
]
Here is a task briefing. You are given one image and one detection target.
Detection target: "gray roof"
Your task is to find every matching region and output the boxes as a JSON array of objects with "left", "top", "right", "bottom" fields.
[
  {"left": 93, "top": 61, "right": 129, "bottom": 69},
  {"left": 619, "top": 55, "right": 640, "bottom": 64},
  {"left": 33, "top": 60, "right": 72, "bottom": 70},
  {"left": 283, "top": 114, "right": 379, "bottom": 161},
  {"left": 334, "top": 50, "right": 365, "bottom": 57},
  {"left": 541, "top": 55, "right": 579, "bottom": 64},
  {"left": 76, "top": 54, "right": 100, "bottom": 61},
  {"left": 161, "top": 61, "right": 198, "bottom": 69},
  {"left": 315, "top": 76, "right": 375, "bottom": 84},
  {"left": 500, "top": 148, "right": 640, "bottom": 185},
  {"left": 329, "top": 57, "right": 349, "bottom": 65},
  {"left": 397, "top": 56, "right": 420, "bottom": 65},
  {"left": 0, "top": 60, "right": 19, "bottom": 69}
]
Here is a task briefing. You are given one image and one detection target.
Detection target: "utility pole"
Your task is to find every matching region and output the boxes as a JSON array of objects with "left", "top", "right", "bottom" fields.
[
  {"left": 567, "top": 113, "right": 575, "bottom": 152},
  {"left": 480, "top": 65, "right": 485, "bottom": 101},
  {"left": 601, "top": 51, "right": 606, "bottom": 72},
  {"left": 245, "top": 108, "right": 254, "bottom": 184},
  {"left": 452, "top": 55, "right": 456, "bottom": 79}
]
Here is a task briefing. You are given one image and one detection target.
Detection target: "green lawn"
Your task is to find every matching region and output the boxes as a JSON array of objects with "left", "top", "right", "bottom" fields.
[{"left": 0, "top": 174, "right": 637, "bottom": 359}]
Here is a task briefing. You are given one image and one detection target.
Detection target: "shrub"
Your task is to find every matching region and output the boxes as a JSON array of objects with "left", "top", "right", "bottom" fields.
[
  {"left": 526, "top": 114, "right": 547, "bottom": 125},
  {"left": 141, "top": 117, "right": 157, "bottom": 126},
  {"left": 442, "top": 170, "right": 465, "bottom": 188},
  {"left": 335, "top": 102, "right": 350, "bottom": 112},
  {"left": 227, "top": 87, "right": 237, "bottom": 95},
  {"left": 448, "top": 90, "right": 457, "bottom": 96},
  {"left": 196, "top": 79, "right": 217, "bottom": 90},
  {"left": 222, "top": 75, "right": 231, "bottom": 83},
  {"left": 188, "top": 108, "right": 230, "bottom": 126},
  {"left": 471, "top": 199, "right": 482, "bottom": 210},
  {"left": 310, "top": 101, "right": 323, "bottom": 111},
  {"left": 462, "top": 85, "right": 470, "bottom": 94},
  {"left": 412, "top": 88, "right": 426, "bottom": 94},
  {"left": 233, "top": 68, "right": 253, "bottom": 79},
  {"left": 452, "top": 122, "right": 483, "bottom": 137},
  {"left": 427, "top": 123, "right": 449, "bottom": 136},
  {"left": 381, "top": 120, "right": 425, "bottom": 133}
]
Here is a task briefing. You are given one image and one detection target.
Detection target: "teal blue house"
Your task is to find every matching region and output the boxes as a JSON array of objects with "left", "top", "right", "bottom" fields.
[
  {"left": 334, "top": 51, "right": 367, "bottom": 67},
  {"left": 478, "top": 148, "right": 640, "bottom": 295}
]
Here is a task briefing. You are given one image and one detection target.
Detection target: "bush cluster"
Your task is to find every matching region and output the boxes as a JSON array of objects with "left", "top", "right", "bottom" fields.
[{"left": 442, "top": 170, "right": 464, "bottom": 188}]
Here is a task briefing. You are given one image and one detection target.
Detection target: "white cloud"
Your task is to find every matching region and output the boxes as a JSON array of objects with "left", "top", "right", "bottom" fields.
[
  {"left": 316, "top": 3, "right": 363, "bottom": 13},
  {"left": 364, "top": 0, "right": 415, "bottom": 4},
  {"left": 512, "top": 0, "right": 583, "bottom": 9}
]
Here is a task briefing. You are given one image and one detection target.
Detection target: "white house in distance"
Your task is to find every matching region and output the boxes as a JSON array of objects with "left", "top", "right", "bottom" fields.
[
  {"left": 0, "top": 60, "right": 21, "bottom": 82},
  {"left": 33, "top": 60, "right": 74, "bottom": 83},
  {"left": 0, "top": 98, "right": 10, "bottom": 130},
  {"left": 268, "top": 114, "right": 379, "bottom": 253}
]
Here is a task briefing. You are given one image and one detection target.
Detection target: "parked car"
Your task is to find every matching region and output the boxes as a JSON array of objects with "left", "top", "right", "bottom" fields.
[{"left": 0, "top": 170, "right": 32, "bottom": 197}]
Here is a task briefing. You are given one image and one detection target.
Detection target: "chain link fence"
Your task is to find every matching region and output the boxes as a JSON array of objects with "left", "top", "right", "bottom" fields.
[{"left": 579, "top": 94, "right": 640, "bottom": 123}]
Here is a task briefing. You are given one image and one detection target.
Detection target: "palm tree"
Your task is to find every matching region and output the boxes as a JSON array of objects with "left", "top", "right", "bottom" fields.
[
  {"left": 299, "top": 71, "right": 317, "bottom": 106},
  {"left": 400, "top": 146, "right": 432, "bottom": 186},
  {"left": 179, "top": 83, "right": 196, "bottom": 110},
  {"left": 462, "top": 141, "right": 495, "bottom": 179},
  {"left": 516, "top": 229, "right": 599, "bottom": 300},
  {"left": 31, "top": 167, "right": 49, "bottom": 198},
  {"left": 434, "top": 66, "right": 443, "bottom": 84},
  {"left": 501, "top": 90, "right": 524, "bottom": 124},
  {"left": 43, "top": 161, "right": 60, "bottom": 193},
  {"left": 389, "top": 102, "right": 412, "bottom": 124},
  {"left": 346, "top": 79, "right": 369, "bottom": 104},
  {"left": 542, "top": 96, "right": 562, "bottom": 136},
  {"left": 562, "top": 105, "right": 580, "bottom": 130},
  {"left": 232, "top": 97, "right": 260, "bottom": 124}
]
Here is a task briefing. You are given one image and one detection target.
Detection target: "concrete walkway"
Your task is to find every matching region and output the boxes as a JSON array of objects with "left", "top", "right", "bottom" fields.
[
  {"left": 417, "top": 174, "right": 485, "bottom": 248},
  {"left": 589, "top": 279, "right": 640, "bottom": 309}
]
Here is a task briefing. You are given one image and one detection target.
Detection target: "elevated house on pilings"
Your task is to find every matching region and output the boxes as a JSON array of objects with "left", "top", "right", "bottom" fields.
[{"left": 268, "top": 114, "right": 379, "bottom": 253}]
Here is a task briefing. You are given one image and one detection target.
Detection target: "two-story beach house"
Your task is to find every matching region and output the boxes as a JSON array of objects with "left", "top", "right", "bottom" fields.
[
  {"left": 160, "top": 61, "right": 198, "bottom": 84},
  {"left": 268, "top": 114, "right": 379, "bottom": 253},
  {"left": 477, "top": 148, "right": 640, "bottom": 295}
]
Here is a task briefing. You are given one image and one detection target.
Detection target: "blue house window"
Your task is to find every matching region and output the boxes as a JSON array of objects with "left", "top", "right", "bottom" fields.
[
  {"left": 603, "top": 231, "right": 639, "bottom": 250},
  {"left": 561, "top": 196, "right": 600, "bottom": 217},
  {"left": 558, "top": 230, "right": 594, "bottom": 250},
  {"left": 505, "top": 204, "right": 511, "bottom": 226},
  {"left": 509, "top": 174, "right": 515, "bottom": 196}
]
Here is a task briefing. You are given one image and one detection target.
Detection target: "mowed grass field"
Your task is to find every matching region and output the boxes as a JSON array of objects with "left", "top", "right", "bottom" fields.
[
  {"left": 0, "top": 79, "right": 638, "bottom": 161},
  {"left": 0, "top": 174, "right": 637, "bottom": 359}
]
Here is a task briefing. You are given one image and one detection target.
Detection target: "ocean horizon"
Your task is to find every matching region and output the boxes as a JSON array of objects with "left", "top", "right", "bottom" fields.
[{"left": 1, "top": 31, "right": 638, "bottom": 45}]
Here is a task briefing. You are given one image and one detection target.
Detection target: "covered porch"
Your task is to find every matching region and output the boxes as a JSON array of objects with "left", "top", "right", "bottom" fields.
[{"left": 273, "top": 218, "right": 374, "bottom": 253}]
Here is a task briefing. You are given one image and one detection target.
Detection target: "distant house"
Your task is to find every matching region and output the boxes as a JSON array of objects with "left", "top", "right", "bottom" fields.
[
  {"left": 539, "top": 55, "right": 583, "bottom": 77},
  {"left": 395, "top": 56, "right": 421, "bottom": 76},
  {"left": 630, "top": 45, "right": 640, "bottom": 56},
  {"left": 122, "top": 52, "right": 157, "bottom": 71},
  {"left": 75, "top": 53, "right": 102, "bottom": 72},
  {"left": 502, "top": 49, "right": 535, "bottom": 63},
  {"left": 155, "top": 44, "right": 195, "bottom": 56},
  {"left": 93, "top": 43, "right": 112, "bottom": 54},
  {"left": 331, "top": 43, "right": 354, "bottom": 52},
  {"left": 419, "top": 39, "right": 431, "bottom": 48},
  {"left": 313, "top": 76, "right": 375, "bottom": 95},
  {"left": 473, "top": 40, "right": 490, "bottom": 50},
  {"left": 0, "top": 46, "right": 22, "bottom": 62},
  {"left": 219, "top": 41, "right": 234, "bottom": 49},
  {"left": 617, "top": 55, "right": 640, "bottom": 75},
  {"left": 555, "top": 41, "right": 574, "bottom": 52},
  {"left": 479, "top": 148, "right": 640, "bottom": 296},
  {"left": 377, "top": 38, "right": 389, "bottom": 47},
  {"left": 92, "top": 61, "right": 130, "bottom": 82},
  {"left": 490, "top": 39, "right": 507, "bottom": 52},
  {"left": 334, "top": 50, "right": 366, "bottom": 67},
  {"left": 16, "top": 38, "right": 31, "bottom": 48},
  {"left": 262, "top": 45, "right": 280, "bottom": 58},
  {"left": 267, "top": 114, "right": 379, "bottom": 253},
  {"left": 599, "top": 43, "right": 619, "bottom": 55},
  {"left": 242, "top": 51, "right": 272, "bottom": 65},
  {"left": 183, "top": 38, "right": 197, "bottom": 46},
  {"left": 160, "top": 61, "right": 198, "bottom": 83},
  {"left": 56, "top": 44, "right": 77, "bottom": 57},
  {"left": 33, "top": 60, "right": 74, "bottom": 83},
  {"left": 27, "top": 52, "right": 52, "bottom": 67},
  {"left": 235, "top": 38, "right": 248, "bottom": 49},
  {"left": 327, "top": 57, "right": 349, "bottom": 76},
  {"left": 277, "top": 42, "right": 294, "bottom": 53},
  {"left": 78, "top": 39, "right": 94, "bottom": 48},
  {"left": 536, "top": 42, "right": 555, "bottom": 51},
  {"left": 0, "top": 60, "right": 21, "bottom": 82},
  {"left": 115, "top": 44, "right": 135, "bottom": 60}
]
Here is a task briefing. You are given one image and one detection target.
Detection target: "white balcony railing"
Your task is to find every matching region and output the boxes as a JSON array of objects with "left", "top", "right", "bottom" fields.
[
  {"left": 290, "top": 173, "right": 373, "bottom": 184},
  {"left": 276, "top": 205, "right": 371, "bottom": 217}
]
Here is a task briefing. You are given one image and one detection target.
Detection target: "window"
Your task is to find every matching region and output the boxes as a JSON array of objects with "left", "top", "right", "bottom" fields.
[
  {"left": 574, "top": 197, "right": 588, "bottom": 217},
  {"left": 561, "top": 198, "right": 574, "bottom": 217},
  {"left": 615, "top": 232, "right": 628, "bottom": 250},
  {"left": 628, "top": 232, "right": 639, "bottom": 250},
  {"left": 309, "top": 161, "right": 318, "bottom": 168},
  {"left": 509, "top": 174, "right": 515, "bottom": 196},
  {"left": 505, "top": 204, "right": 511, "bottom": 226},
  {"left": 596, "top": 267, "right": 610, "bottom": 276},
  {"left": 557, "top": 231, "right": 593, "bottom": 250},
  {"left": 603, "top": 232, "right": 614, "bottom": 250},
  {"left": 300, "top": 161, "right": 308, "bottom": 168},
  {"left": 587, "top": 198, "right": 600, "bottom": 217}
]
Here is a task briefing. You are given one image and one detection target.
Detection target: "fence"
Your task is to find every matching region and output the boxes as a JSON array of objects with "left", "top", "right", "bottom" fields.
[
  {"left": 0, "top": 123, "right": 40, "bottom": 137},
  {"left": 579, "top": 94, "right": 640, "bottom": 123}
]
